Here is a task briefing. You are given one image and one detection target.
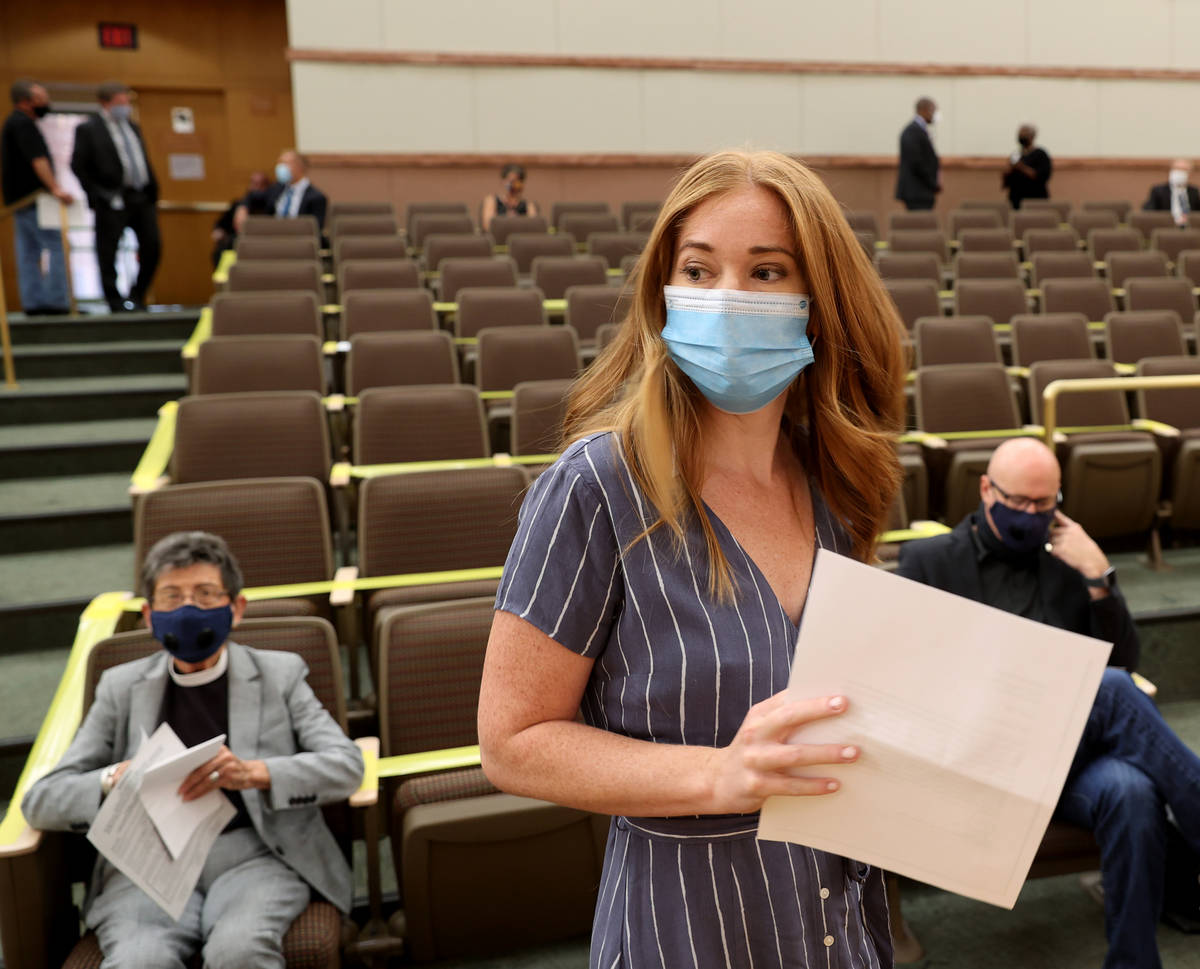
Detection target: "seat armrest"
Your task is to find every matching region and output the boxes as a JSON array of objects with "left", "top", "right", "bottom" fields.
[
  {"left": 351, "top": 737, "right": 379, "bottom": 809},
  {"left": 1131, "top": 418, "right": 1181, "bottom": 438}
]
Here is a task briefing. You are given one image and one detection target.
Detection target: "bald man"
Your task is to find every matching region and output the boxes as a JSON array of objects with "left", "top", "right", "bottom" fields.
[
  {"left": 898, "top": 438, "right": 1200, "bottom": 969},
  {"left": 1143, "top": 159, "right": 1200, "bottom": 227},
  {"left": 895, "top": 96, "right": 940, "bottom": 211}
]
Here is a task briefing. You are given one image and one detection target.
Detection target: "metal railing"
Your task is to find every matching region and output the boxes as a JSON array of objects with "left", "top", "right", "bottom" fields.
[
  {"left": 0, "top": 191, "right": 40, "bottom": 388},
  {"left": 1041, "top": 374, "right": 1200, "bottom": 442}
]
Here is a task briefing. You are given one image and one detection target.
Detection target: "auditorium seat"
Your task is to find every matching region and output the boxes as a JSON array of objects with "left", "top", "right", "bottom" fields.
[
  {"left": 954, "top": 278, "right": 1029, "bottom": 327},
  {"left": 883, "top": 279, "right": 942, "bottom": 332},
  {"left": 1105, "top": 311, "right": 1187, "bottom": 365},
  {"left": 338, "top": 259, "right": 421, "bottom": 294},
  {"left": 1106, "top": 250, "right": 1169, "bottom": 289},
  {"left": 530, "top": 255, "right": 608, "bottom": 299},
  {"left": 438, "top": 256, "right": 519, "bottom": 302},
  {"left": 1010, "top": 209, "right": 1061, "bottom": 241},
  {"left": 340, "top": 289, "right": 437, "bottom": 338},
  {"left": 889, "top": 229, "right": 948, "bottom": 263},
  {"left": 1010, "top": 314, "right": 1094, "bottom": 366},
  {"left": 354, "top": 385, "right": 489, "bottom": 465},
  {"left": 455, "top": 287, "right": 547, "bottom": 339},
  {"left": 235, "top": 236, "right": 319, "bottom": 261},
  {"left": 1150, "top": 228, "right": 1200, "bottom": 265},
  {"left": 587, "top": 231, "right": 649, "bottom": 269},
  {"left": 423, "top": 233, "right": 495, "bottom": 271},
  {"left": 210, "top": 291, "right": 323, "bottom": 338},
  {"left": 1030, "top": 253, "right": 1094, "bottom": 288},
  {"left": 1021, "top": 199, "right": 1072, "bottom": 221},
  {"left": 877, "top": 252, "right": 941, "bottom": 283},
  {"left": 507, "top": 232, "right": 577, "bottom": 273},
  {"left": 914, "top": 317, "right": 1001, "bottom": 367},
  {"left": 410, "top": 213, "right": 476, "bottom": 251},
  {"left": 193, "top": 336, "right": 325, "bottom": 395},
  {"left": 559, "top": 213, "right": 620, "bottom": 242},
  {"left": 511, "top": 378, "right": 573, "bottom": 458},
  {"left": 948, "top": 209, "right": 1002, "bottom": 239},
  {"left": 345, "top": 332, "right": 458, "bottom": 394},
  {"left": 958, "top": 199, "right": 1010, "bottom": 224},
  {"left": 1088, "top": 228, "right": 1141, "bottom": 264},
  {"left": 1128, "top": 211, "right": 1176, "bottom": 243},
  {"left": 622, "top": 201, "right": 661, "bottom": 231},
  {"left": 853, "top": 230, "right": 877, "bottom": 260},
  {"left": 954, "top": 252, "right": 1021, "bottom": 281},
  {"left": 226, "top": 260, "right": 322, "bottom": 296},
  {"left": 1040, "top": 278, "right": 1116, "bottom": 321},
  {"left": 488, "top": 213, "right": 549, "bottom": 246},
  {"left": 241, "top": 214, "right": 320, "bottom": 241},
  {"left": 334, "top": 234, "right": 409, "bottom": 264},
  {"left": 1083, "top": 200, "right": 1133, "bottom": 221},
  {"left": 888, "top": 211, "right": 939, "bottom": 232},
  {"left": 844, "top": 211, "right": 880, "bottom": 236},
  {"left": 1024, "top": 228, "right": 1082, "bottom": 258},
  {"left": 476, "top": 326, "right": 581, "bottom": 392},
  {"left": 596, "top": 322, "right": 620, "bottom": 351},
  {"left": 331, "top": 214, "right": 399, "bottom": 239},
  {"left": 1068, "top": 211, "right": 1119, "bottom": 240},
  {"left": 551, "top": 201, "right": 611, "bottom": 231},
  {"left": 1136, "top": 356, "right": 1200, "bottom": 530},
  {"left": 1175, "top": 249, "right": 1200, "bottom": 284},
  {"left": 1124, "top": 277, "right": 1197, "bottom": 341},
  {"left": 405, "top": 202, "right": 471, "bottom": 240},
  {"left": 564, "top": 284, "right": 632, "bottom": 349}
]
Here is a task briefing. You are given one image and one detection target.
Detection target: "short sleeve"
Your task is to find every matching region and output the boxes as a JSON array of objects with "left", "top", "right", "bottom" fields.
[
  {"left": 15, "top": 119, "right": 48, "bottom": 164},
  {"left": 495, "top": 454, "right": 622, "bottom": 658}
]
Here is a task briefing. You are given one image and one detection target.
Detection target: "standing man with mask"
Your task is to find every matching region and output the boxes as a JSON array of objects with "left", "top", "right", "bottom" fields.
[
  {"left": 898, "top": 438, "right": 1200, "bottom": 969},
  {"left": 1143, "top": 159, "right": 1200, "bottom": 227},
  {"left": 71, "top": 81, "right": 160, "bottom": 313},
  {"left": 1002, "top": 123, "right": 1052, "bottom": 209},
  {"left": 895, "top": 96, "right": 941, "bottom": 211},
  {"left": 1, "top": 78, "right": 73, "bottom": 315}
]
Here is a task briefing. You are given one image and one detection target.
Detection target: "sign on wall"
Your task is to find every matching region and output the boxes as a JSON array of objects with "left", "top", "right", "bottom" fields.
[
  {"left": 98, "top": 22, "right": 138, "bottom": 49},
  {"left": 170, "top": 107, "right": 195, "bottom": 134}
]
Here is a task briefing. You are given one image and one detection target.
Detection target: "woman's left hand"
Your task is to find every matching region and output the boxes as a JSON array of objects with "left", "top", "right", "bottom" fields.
[{"left": 178, "top": 746, "right": 270, "bottom": 800}]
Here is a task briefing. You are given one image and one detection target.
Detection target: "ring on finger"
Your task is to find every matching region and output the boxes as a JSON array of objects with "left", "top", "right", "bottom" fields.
[{"left": 208, "top": 770, "right": 220, "bottom": 784}]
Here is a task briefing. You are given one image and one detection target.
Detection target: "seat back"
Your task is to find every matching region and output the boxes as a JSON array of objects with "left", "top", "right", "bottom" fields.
[
  {"left": 913, "top": 317, "right": 1001, "bottom": 367},
  {"left": 1105, "top": 311, "right": 1187, "bottom": 365},
  {"left": 173, "top": 391, "right": 330, "bottom": 483},
  {"left": 1024, "top": 228, "right": 1081, "bottom": 257},
  {"left": 876, "top": 252, "right": 941, "bottom": 282},
  {"left": 358, "top": 467, "right": 528, "bottom": 579},
  {"left": 338, "top": 259, "right": 420, "bottom": 294},
  {"left": 883, "top": 278, "right": 941, "bottom": 331},
  {"left": 1028, "top": 359, "right": 1125, "bottom": 426},
  {"left": 1150, "top": 227, "right": 1200, "bottom": 264},
  {"left": 959, "top": 199, "right": 1011, "bottom": 223},
  {"left": 953, "top": 278, "right": 1028, "bottom": 326},
  {"left": 411, "top": 213, "right": 476, "bottom": 250},
  {"left": 587, "top": 231, "right": 649, "bottom": 269},
  {"left": 455, "top": 287, "right": 546, "bottom": 339},
  {"left": 844, "top": 210, "right": 880, "bottom": 235},
  {"left": 345, "top": 331, "right": 459, "bottom": 394},
  {"left": 511, "top": 378, "right": 574, "bottom": 455},
  {"left": 424, "top": 233, "right": 494, "bottom": 271},
  {"left": 241, "top": 215, "right": 319, "bottom": 240},
  {"left": 329, "top": 201, "right": 394, "bottom": 219},
  {"left": 1040, "top": 278, "right": 1115, "bottom": 320},
  {"left": 226, "top": 260, "right": 322, "bottom": 295},
  {"left": 948, "top": 209, "right": 1003, "bottom": 238},
  {"left": 564, "top": 284, "right": 632, "bottom": 343},
  {"left": 888, "top": 211, "right": 939, "bottom": 232},
  {"left": 439, "top": 257, "right": 518, "bottom": 302},
  {"left": 915, "top": 363, "right": 1019, "bottom": 433},
  {"left": 1136, "top": 356, "right": 1200, "bottom": 430},
  {"left": 235, "top": 236, "right": 319, "bottom": 261},
  {"left": 210, "top": 290, "right": 322, "bottom": 338},
  {"left": 1010, "top": 313, "right": 1093, "bottom": 366},
  {"left": 340, "top": 289, "right": 437, "bottom": 338},
  {"left": 550, "top": 201, "right": 610, "bottom": 231},
  {"left": 1124, "top": 276, "right": 1196, "bottom": 320},
  {"left": 888, "top": 229, "right": 948, "bottom": 262},
  {"left": 1106, "top": 250, "right": 1169, "bottom": 288},
  {"left": 487, "top": 214, "right": 548, "bottom": 246},
  {"left": 334, "top": 234, "right": 409, "bottom": 264},
  {"left": 1021, "top": 199, "right": 1072, "bottom": 221},
  {"left": 622, "top": 201, "right": 661, "bottom": 231},
  {"left": 954, "top": 252, "right": 1020, "bottom": 280},
  {"left": 354, "top": 385, "right": 488, "bottom": 464},
  {"left": 1030, "top": 251, "right": 1095, "bottom": 286},
  {"left": 1067, "top": 210, "right": 1118, "bottom": 239},
  {"left": 1176, "top": 249, "right": 1200, "bottom": 283},
  {"left": 596, "top": 322, "right": 620, "bottom": 351},
  {"left": 1088, "top": 228, "right": 1141, "bottom": 263},
  {"left": 134, "top": 477, "right": 335, "bottom": 593},
  {"left": 193, "top": 335, "right": 324, "bottom": 395},
  {"left": 1010, "top": 210, "right": 1061, "bottom": 240},
  {"left": 959, "top": 228, "right": 1014, "bottom": 253},
  {"left": 476, "top": 326, "right": 581, "bottom": 391},
  {"left": 506, "top": 232, "right": 577, "bottom": 273},
  {"left": 559, "top": 213, "right": 620, "bottom": 242},
  {"left": 530, "top": 255, "right": 608, "bottom": 299},
  {"left": 331, "top": 214, "right": 398, "bottom": 238},
  {"left": 1128, "top": 210, "right": 1176, "bottom": 242},
  {"left": 1082, "top": 199, "right": 1132, "bottom": 221},
  {"left": 405, "top": 202, "right": 471, "bottom": 240}
]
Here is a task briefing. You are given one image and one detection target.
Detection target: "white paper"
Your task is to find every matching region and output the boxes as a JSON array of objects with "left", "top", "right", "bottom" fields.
[
  {"left": 88, "top": 724, "right": 236, "bottom": 920},
  {"left": 139, "top": 732, "right": 227, "bottom": 858},
  {"left": 35, "top": 191, "right": 88, "bottom": 230},
  {"left": 757, "top": 550, "right": 1111, "bottom": 909}
]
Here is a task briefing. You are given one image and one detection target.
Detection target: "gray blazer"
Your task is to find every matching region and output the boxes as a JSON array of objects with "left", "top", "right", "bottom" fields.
[{"left": 22, "top": 641, "right": 363, "bottom": 913}]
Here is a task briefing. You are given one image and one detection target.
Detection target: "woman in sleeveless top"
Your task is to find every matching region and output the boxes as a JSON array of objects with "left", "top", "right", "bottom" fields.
[
  {"left": 481, "top": 162, "right": 538, "bottom": 230},
  {"left": 479, "top": 150, "right": 907, "bottom": 968}
]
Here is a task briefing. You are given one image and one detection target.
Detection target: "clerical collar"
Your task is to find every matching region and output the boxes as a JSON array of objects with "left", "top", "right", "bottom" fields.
[{"left": 168, "top": 647, "right": 228, "bottom": 687}]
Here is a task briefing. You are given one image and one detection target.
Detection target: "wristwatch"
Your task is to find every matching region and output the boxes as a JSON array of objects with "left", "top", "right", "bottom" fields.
[
  {"left": 100, "top": 763, "right": 119, "bottom": 796},
  {"left": 1084, "top": 566, "right": 1117, "bottom": 590}
]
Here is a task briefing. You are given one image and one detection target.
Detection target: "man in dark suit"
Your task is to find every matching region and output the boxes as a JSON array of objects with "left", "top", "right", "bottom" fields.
[
  {"left": 71, "top": 81, "right": 160, "bottom": 312},
  {"left": 898, "top": 438, "right": 1200, "bottom": 969},
  {"left": 895, "top": 97, "right": 940, "bottom": 211},
  {"left": 1142, "top": 159, "right": 1200, "bottom": 227}
]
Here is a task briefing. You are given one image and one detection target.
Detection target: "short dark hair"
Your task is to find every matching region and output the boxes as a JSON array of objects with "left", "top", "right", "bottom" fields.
[
  {"left": 10, "top": 78, "right": 37, "bottom": 105},
  {"left": 501, "top": 163, "right": 526, "bottom": 181},
  {"left": 916, "top": 97, "right": 935, "bottom": 113},
  {"left": 97, "top": 81, "right": 130, "bottom": 104},
  {"left": 141, "top": 531, "right": 244, "bottom": 599}
]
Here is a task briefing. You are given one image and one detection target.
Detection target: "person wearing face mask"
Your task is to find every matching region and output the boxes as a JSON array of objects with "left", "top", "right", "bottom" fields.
[
  {"left": 1142, "top": 159, "right": 1200, "bottom": 227},
  {"left": 255, "top": 148, "right": 327, "bottom": 235},
  {"left": 1, "top": 77, "right": 74, "bottom": 315},
  {"left": 479, "top": 150, "right": 907, "bottom": 967},
  {"left": 895, "top": 96, "right": 942, "bottom": 211},
  {"left": 898, "top": 437, "right": 1200, "bottom": 969},
  {"left": 481, "top": 162, "right": 538, "bottom": 231},
  {"left": 70, "top": 81, "right": 160, "bottom": 313},
  {"left": 22, "top": 531, "right": 363, "bottom": 969},
  {"left": 1002, "top": 123, "right": 1052, "bottom": 209}
]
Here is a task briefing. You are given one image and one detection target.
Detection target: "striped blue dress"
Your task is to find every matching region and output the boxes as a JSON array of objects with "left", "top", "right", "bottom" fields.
[{"left": 496, "top": 432, "right": 892, "bottom": 969}]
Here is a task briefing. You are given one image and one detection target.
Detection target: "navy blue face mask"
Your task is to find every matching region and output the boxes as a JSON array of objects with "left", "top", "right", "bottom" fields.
[
  {"left": 150, "top": 604, "right": 233, "bottom": 664},
  {"left": 987, "top": 500, "right": 1054, "bottom": 555}
]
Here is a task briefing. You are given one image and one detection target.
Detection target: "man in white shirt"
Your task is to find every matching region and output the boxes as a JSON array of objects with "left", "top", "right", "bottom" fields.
[
  {"left": 264, "top": 149, "right": 327, "bottom": 232},
  {"left": 1142, "top": 159, "right": 1200, "bottom": 227}
]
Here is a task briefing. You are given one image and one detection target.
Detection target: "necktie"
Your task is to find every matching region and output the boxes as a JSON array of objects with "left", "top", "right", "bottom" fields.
[
  {"left": 279, "top": 187, "right": 294, "bottom": 218},
  {"left": 116, "top": 122, "right": 147, "bottom": 189}
]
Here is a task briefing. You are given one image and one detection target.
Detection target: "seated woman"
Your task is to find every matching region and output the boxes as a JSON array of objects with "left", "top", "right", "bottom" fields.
[
  {"left": 481, "top": 163, "right": 538, "bottom": 231},
  {"left": 478, "top": 149, "right": 907, "bottom": 967}
]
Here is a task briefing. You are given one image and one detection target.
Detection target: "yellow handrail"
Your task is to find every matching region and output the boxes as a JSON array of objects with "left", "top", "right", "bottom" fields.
[
  {"left": 1041, "top": 374, "right": 1200, "bottom": 442},
  {"left": 0, "top": 191, "right": 48, "bottom": 388}
]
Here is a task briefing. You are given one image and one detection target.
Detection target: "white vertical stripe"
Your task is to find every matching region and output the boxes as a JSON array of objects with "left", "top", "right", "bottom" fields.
[
  {"left": 499, "top": 457, "right": 564, "bottom": 612},
  {"left": 807, "top": 848, "right": 832, "bottom": 969},
  {"left": 729, "top": 853, "right": 755, "bottom": 969},
  {"left": 733, "top": 542, "right": 774, "bottom": 696},
  {"left": 549, "top": 503, "right": 604, "bottom": 637},
  {"left": 599, "top": 828, "right": 630, "bottom": 966},
  {"left": 754, "top": 840, "right": 785, "bottom": 969},
  {"left": 584, "top": 553, "right": 623, "bottom": 654},
  {"left": 676, "top": 843, "right": 701, "bottom": 969},
  {"left": 648, "top": 840, "right": 667, "bottom": 969},
  {"left": 680, "top": 538, "right": 722, "bottom": 746},
  {"left": 785, "top": 846, "right": 811, "bottom": 960},
  {"left": 518, "top": 473, "right": 581, "bottom": 619},
  {"left": 707, "top": 844, "right": 733, "bottom": 968}
]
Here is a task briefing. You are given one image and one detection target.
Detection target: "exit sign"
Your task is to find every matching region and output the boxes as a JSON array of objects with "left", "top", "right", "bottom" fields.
[{"left": 98, "top": 22, "right": 138, "bottom": 49}]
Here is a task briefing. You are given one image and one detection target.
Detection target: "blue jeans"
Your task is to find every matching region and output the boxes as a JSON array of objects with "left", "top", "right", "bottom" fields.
[
  {"left": 1055, "top": 669, "right": 1200, "bottom": 969},
  {"left": 12, "top": 204, "right": 69, "bottom": 311}
]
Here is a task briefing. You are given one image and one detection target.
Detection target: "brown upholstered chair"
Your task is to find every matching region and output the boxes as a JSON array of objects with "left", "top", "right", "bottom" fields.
[
  {"left": 587, "top": 231, "right": 649, "bottom": 269},
  {"left": 330, "top": 214, "right": 398, "bottom": 239},
  {"left": 410, "top": 214, "right": 475, "bottom": 251},
  {"left": 958, "top": 199, "right": 1011, "bottom": 223},
  {"left": 1175, "top": 249, "right": 1200, "bottom": 283},
  {"left": 1010, "top": 314, "right": 1094, "bottom": 367},
  {"left": 953, "top": 278, "right": 1029, "bottom": 326},
  {"left": 1024, "top": 228, "right": 1082, "bottom": 258},
  {"left": 353, "top": 385, "right": 489, "bottom": 465},
  {"left": 438, "top": 256, "right": 518, "bottom": 303},
  {"left": 506, "top": 232, "right": 577, "bottom": 273},
  {"left": 1149, "top": 228, "right": 1200, "bottom": 264},
  {"left": 947, "top": 209, "right": 1002, "bottom": 239},
  {"left": 958, "top": 228, "right": 1014, "bottom": 254},
  {"left": 596, "top": 322, "right": 620, "bottom": 351},
  {"left": 529, "top": 255, "right": 608, "bottom": 299},
  {"left": 1124, "top": 277, "right": 1198, "bottom": 343},
  {"left": 193, "top": 336, "right": 325, "bottom": 395},
  {"left": 1082, "top": 199, "right": 1132, "bottom": 221},
  {"left": 210, "top": 291, "right": 323, "bottom": 338},
  {"left": 1106, "top": 250, "right": 1169, "bottom": 288},
  {"left": 423, "top": 233, "right": 494, "bottom": 271},
  {"left": 953, "top": 252, "right": 1020, "bottom": 281},
  {"left": 236, "top": 236, "right": 319, "bottom": 261},
  {"left": 888, "top": 229, "right": 948, "bottom": 263},
  {"left": 173, "top": 391, "right": 331, "bottom": 484},
  {"left": 1040, "top": 278, "right": 1116, "bottom": 321},
  {"left": 487, "top": 213, "right": 548, "bottom": 246},
  {"left": 226, "top": 260, "right": 322, "bottom": 296},
  {"left": 1028, "top": 359, "right": 1162, "bottom": 540},
  {"left": 1136, "top": 356, "right": 1200, "bottom": 529},
  {"left": 564, "top": 284, "right": 632, "bottom": 346},
  {"left": 913, "top": 316, "right": 1002, "bottom": 367},
  {"left": 1128, "top": 211, "right": 1176, "bottom": 243},
  {"left": 1030, "top": 252, "right": 1095, "bottom": 286},
  {"left": 1067, "top": 210, "right": 1118, "bottom": 240},
  {"left": 405, "top": 202, "right": 471, "bottom": 240},
  {"left": 622, "top": 201, "right": 661, "bottom": 231},
  {"left": 344, "top": 332, "right": 458, "bottom": 394},
  {"left": 455, "top": 287, "right": 546, "bottom": 339},
  {"left": 333, "top": 234, "right": 408, "bottom": 265},
  {"left": 559, "top": 213, "right": 620, "bottom": 242},
  {"left": 888, "top": 211, "right": 939, "bottom": 232},
  {"left": 340, "top": 289, "right": 437, "bottom": 339},
  {"left": 877, "top": 252, "right": 941, "bottom": 283},
  {"left": 337, "top": 259, "right": 420, "bottom": 294},
  {"left": 1087, "top": 228, "right": 1141, "bottom": 264},
  {"left": 1021, "top": 198, "right": 1072, "bottom": 221},
  {"left": 1009, "top": 209, "right": 1060, "bottom": 241},
  {"left": 844, "top": 210, "right": 881, "bottom": 235},
  {"left": 853, "top": 230, "right": 877, "bottom": 260},
  {"left": 511, "top": 378, "right": 573, "bottom": 456},
  {"left": 241, "top": 214, "right": 319, "bottom": 240},
  {"left": 329, "top": 201, "right": 394, "bottom": 218},
  {"left": 550, "top": 200, "right": 610, "bottom": 231},
  {"left": 883, "top": 278, "right": 941, "bottom": 332},
  {"left": 1105, "top": 311, "right": 1187, "bottom": 365},
  {"left": 476, "top": 326, "right": 581, "bottom": 391}
]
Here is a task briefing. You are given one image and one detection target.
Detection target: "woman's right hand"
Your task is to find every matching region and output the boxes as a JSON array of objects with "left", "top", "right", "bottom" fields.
[{"left": 708, "top": 691, "right": 858, "bottom": 814}]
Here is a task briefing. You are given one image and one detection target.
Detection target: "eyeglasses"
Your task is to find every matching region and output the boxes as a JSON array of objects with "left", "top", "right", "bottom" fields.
[
  {"left": 990, "top": 480, "right": 1061, "bottom": 514},
  {"left": 151, "top": 585, "right": 230, "bottom": 609}
]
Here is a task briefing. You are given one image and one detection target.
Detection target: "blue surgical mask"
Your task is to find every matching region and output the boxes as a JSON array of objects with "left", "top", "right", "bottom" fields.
[
  {"left": 987, "top": 500, "right": 1054, "bottom": 555},
  {"left": 150, "top": 604, "right": 233, "bottom": 664},
  {"left": 275, "top": 162, "right": 293, "bottom": 186},
  {"left": 661, "top": 286, "right": 815, "bottom": 414},
  {"left": 109, "top": 103, "right": 132, "bottom": 122}
]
